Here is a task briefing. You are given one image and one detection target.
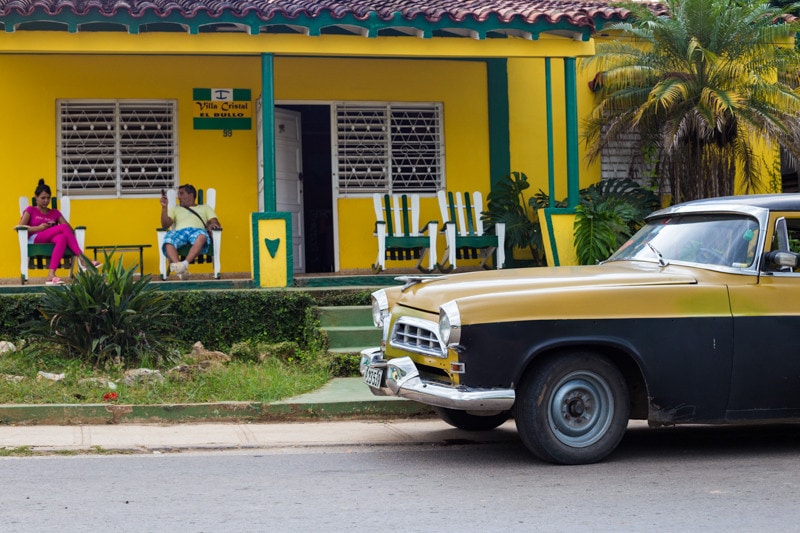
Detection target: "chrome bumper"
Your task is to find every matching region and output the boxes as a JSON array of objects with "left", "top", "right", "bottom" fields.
[{"left": 359, "top": 348, "right": 515, "bottom": 411}]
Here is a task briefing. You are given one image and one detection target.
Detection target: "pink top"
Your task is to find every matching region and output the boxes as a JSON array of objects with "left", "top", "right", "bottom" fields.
[
  {"left": 25, "top": 205, "right": 62, "bottom": 226},
  {"left": 24, "top": 205, "right": 63, "bottom": 243}
]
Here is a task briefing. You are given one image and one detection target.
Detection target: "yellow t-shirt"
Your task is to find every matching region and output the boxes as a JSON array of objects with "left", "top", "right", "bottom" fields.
[{"left": 168, "top": 204, "right": 217, "bottom": 230}]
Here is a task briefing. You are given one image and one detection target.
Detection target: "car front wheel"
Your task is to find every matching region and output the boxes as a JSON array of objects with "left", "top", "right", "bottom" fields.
[{"left": 514, "top": 353, "right": 630, "bottom": 465}]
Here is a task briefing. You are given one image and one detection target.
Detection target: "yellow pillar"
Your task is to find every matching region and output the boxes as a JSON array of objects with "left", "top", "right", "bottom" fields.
[{"left": 250, "top": 212, "right": 293, "bottom": 287}]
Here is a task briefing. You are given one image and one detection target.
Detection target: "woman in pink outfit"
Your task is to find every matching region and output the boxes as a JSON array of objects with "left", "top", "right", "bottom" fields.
[{"left": 17, "top": 179, "right": 99, "bottom": 285}]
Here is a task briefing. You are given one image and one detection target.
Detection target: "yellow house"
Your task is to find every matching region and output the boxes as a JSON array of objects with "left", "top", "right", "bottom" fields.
[{"left": 1, "top": 0, "right": 635, "bottom": 284}]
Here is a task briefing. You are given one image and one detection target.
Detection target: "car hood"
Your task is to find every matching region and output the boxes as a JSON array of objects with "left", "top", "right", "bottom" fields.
[{"left": 394, "top": 261, "right": 699, "bottom": 313}]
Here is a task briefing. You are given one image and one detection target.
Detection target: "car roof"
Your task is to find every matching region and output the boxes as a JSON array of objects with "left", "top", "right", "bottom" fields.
[{"left": 650, "top": 193, "right": 800, "bottom": 218}]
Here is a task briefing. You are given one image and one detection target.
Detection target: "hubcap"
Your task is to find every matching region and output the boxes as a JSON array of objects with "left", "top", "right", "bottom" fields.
[{"left": 548, "top": 371, "right": 614, "bottom": 448}]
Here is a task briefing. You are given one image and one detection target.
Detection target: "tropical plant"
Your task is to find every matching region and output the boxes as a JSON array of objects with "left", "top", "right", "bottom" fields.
[
  {"left": 483, "top": 171, "right": 548, "bottom": 266},
  {"left": 24, "top": 255, "right": 174, "bottom": 366},
  {"left": 484, "top": 172, "right": 659, "bottom": 266},
  {"left": 582, "top": 0, "right": 800, "bottom": 203},
  {"left": 573, "top": 179, "right": 661, "bottom": 265}
]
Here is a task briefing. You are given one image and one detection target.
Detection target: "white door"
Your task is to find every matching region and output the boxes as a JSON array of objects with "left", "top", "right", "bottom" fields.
[{"left": 257, "top": 102, "right": 306, "bottom": 273}]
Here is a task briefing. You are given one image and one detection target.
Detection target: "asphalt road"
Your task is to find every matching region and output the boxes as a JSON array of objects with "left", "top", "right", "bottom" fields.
[{"left": 1, "top": 421, "right": 799, "bottom": 532}]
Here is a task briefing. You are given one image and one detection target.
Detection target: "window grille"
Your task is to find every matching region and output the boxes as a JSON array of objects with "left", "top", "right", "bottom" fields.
[
  {"left": 334, "top": 102, "right": 444, "bottom": 193},
  {"left": 57, "top": 100, "right": 177, "bottom": 196}
]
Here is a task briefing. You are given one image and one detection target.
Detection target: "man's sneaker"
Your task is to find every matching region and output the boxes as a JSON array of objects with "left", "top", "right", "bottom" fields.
[
  {"left": 169, "top": 261, "right": 190, "bottom": 279},
  {"left": 176, "top": 261, "right": 190, "bottom": 280}
]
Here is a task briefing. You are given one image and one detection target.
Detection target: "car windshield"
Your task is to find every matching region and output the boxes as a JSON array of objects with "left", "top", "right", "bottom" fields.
[{"left": 607, "top": 214, "right": 760, "bottom": 269}]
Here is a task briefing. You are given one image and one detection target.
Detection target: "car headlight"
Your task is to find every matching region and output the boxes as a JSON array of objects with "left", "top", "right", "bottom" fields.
[
  {"left": 371, "top": 289, "right": 389, "bottom": 327},
  {"left": 439, "top": 301, "right": 461, "bottom": 346}
]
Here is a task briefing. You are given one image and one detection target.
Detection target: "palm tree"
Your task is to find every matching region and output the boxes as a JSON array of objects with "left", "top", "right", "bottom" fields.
[{"left": 582, "top": 0, "right": 800, "bottom": 203}]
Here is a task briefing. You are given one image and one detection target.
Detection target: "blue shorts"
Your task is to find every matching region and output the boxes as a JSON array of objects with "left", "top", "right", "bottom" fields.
[{"left": 162, "top": 227, "right": 210, "bottom": 255}]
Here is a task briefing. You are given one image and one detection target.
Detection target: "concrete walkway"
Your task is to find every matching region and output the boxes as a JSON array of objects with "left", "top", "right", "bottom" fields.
[{"left": 0, "top": 419, "right": 521, "bottom": 454}]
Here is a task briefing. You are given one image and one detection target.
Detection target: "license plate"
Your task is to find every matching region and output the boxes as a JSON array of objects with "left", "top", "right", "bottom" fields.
[{"left": 364, "top": 367, "right": 383, "bottom": 388}]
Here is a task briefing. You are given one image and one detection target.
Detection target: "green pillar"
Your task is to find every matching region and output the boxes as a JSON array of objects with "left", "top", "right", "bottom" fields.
[
  {"left": 486, "top": 59, "right": 510, "bottom": 190},
  {"left": 564, "top": 57, "right": 580, "bottom": 208},
  {"left": 261, "top": 53, "right": 276, "bottom": 212}
]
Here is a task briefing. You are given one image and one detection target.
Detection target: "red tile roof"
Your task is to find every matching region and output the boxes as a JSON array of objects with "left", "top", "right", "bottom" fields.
[{"left": 0, "top": 0, "right": 637, "bottom": 34}]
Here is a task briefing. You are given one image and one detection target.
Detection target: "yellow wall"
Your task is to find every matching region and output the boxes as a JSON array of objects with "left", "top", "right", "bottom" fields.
[
  {"left": 3, "top": 54, "right": 501, "bottom": 278},
  {"left": 4, "top": 54, "right": 261, "bottom": 279},
  {"left": 507, "top": 57, "right": 600, "bottom": 200},
  {"left": 275, "top": 58, "right": 492, "bottom": 271}
]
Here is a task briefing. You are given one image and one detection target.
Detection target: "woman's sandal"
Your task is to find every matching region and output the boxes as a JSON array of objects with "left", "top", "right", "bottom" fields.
[
  {"left": 45, "top": 277, "right": 65, "bottom": 286},
  {"left": 79, "top": 260, "right": 102, "bottom": 272}
]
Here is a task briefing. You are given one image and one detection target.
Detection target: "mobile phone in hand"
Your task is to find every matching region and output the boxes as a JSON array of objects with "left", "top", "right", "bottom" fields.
[{"left": 161, "top": 189, "right": 166, "bottom": 197}]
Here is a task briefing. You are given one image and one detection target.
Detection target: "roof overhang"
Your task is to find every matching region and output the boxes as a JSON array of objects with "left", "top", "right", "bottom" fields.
[{"left": 0, "top": 0, "right": 634, "bottom": 44}]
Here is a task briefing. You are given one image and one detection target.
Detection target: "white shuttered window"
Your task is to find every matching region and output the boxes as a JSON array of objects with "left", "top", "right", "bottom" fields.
[
  {"left": 334, "top": 102, "right": 444, "bottom": 194},
  {"left": 57, "top": 100, "right": 177, "bottom": 196}
]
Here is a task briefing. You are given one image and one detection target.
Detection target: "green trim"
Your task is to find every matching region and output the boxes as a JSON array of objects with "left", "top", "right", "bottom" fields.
[
  {"left": 545, "top": 58, "right": 555, "bottom": 208},
  {"left": 564, "top": 57, "right": 580, "bottom": 208},
  {"left": 193, "top": 117, "right": 251, "bottom": 130},
  {"left": 192, "top": 88, "right": 251, "bottom": 101},
  {"left": 542, "top": 207, "right": 576, "bottom": 267},
  {"left": 251, "top": 211, "right": 293, "bottom": 287},
  {"left": 1, "top": 9, "right": 599, "bottom": 40},
  {"left": 261, "top": 53, "right": 276, "bottom": 212},
  {"left": 233, "top": 89, "right": 251, "bottom": 100},
  {"left": 486, "top": 58, "right": 510, "bottom": 190},
  {"left": 400, "top": 196, "right": 411, "bottom": 237}
]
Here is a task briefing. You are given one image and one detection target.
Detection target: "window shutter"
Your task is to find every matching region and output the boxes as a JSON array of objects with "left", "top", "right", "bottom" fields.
[
  {"left": 334, "top": 102, "right": 444, "bottom": 193},
  {"left": 58, "top": 99, "right": 177, "bottom": 196}
]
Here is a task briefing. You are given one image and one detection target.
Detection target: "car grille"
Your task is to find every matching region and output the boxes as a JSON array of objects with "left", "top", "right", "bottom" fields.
[{"left": 390, "top": 316, "right": 445, "bottom": 358}]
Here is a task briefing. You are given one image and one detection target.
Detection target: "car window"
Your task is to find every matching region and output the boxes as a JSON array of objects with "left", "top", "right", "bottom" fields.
[
  {"left": 770, "top": 217, "right": 800, "bottom": 254},
  {"left": 609, "top": 214, "right": 760, "bottom": 268},
  {"left": 768, "top": 217, "right": 800, "bottom": 272}
]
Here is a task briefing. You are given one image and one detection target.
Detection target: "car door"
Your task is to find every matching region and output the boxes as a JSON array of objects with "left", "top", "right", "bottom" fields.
[{"left": 727, "top": 213, "right": 800, "bottom": 419}]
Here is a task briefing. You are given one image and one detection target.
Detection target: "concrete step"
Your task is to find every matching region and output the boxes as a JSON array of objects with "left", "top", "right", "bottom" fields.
[
  {"left": 324, "top": 326, "right": 381, "bottom": 351},
  {"left": 318, "top": 305, "right": 381, "bottom": 351},
  {"left": 318, "top": 305, "right": 374, "bottom": 328}
]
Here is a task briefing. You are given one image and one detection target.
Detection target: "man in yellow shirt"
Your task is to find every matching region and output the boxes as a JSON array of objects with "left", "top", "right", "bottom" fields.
[{"left": 159, "top": 184, "right": 221, "bottom": 279}]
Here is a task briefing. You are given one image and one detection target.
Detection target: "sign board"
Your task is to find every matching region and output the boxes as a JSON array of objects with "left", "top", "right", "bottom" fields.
[{"left": 193, "top": 88, "right": 252, "bottom": 130}]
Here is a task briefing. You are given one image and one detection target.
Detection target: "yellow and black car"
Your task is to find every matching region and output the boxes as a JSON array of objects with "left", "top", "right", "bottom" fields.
[{"left": 360, "top": 194, "right": 800, "bottom": 464}]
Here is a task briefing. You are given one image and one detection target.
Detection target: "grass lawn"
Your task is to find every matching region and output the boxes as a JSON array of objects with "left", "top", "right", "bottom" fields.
[{"left": 0, "top": 344, "right": 334, "bottom": 405}]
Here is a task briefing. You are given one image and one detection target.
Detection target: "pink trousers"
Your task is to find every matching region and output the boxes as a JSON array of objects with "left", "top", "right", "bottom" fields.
[{"left": 33, "top": 225, "right": 83, "bottom": 269}]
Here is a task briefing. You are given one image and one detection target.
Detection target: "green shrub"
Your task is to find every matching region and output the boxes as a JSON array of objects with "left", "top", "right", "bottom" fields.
[
  {"left": 310, "top": 289, "right": 373, "bottom": 307},
  {"left": 158, "top": 290, "right": 324, "bottom": 352},
  {"left": 329, "top": 352, "right": 360, "bottom": 377},
  {"left": 23, "top": 257, "right": 173, "bottom": 366},
  {"left": 0, "top": 295, "right": 42, "bottom": 341}
]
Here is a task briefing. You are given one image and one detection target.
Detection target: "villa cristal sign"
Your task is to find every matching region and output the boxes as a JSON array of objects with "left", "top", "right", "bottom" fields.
[{"left": 193, "top": 88, "right": 252, "bottom": 130}]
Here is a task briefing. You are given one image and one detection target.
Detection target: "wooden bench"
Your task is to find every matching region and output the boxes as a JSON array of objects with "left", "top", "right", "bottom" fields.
[
  {"left": 15, "top": 195, "right": 86, "bottom": 284},
  {"left": 86, "top": 244, "right": 152, "bottom": 276},
  {"left": 372, "top": 193, "right": 438, "bottom": 273},
  {"left": 156, "top": 188, "right": 222, "bottom": 280},
  {"left": 437, "top": 190, "right": 505, "bottom": 272}
]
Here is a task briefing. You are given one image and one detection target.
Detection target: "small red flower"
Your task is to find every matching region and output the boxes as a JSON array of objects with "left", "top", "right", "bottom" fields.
[{"left": 102, "top": 392, "right": 118, "bottom": 402}]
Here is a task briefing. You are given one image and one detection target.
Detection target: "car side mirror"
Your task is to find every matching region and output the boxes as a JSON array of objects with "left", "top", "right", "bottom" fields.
[{"left": 764, "top": 250, "right": 800, "bottom": 270}]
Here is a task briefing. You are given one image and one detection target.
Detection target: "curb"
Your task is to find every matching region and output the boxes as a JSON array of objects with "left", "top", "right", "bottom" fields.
[
  {"left": 0, "top": 377, "right": 435, "bottom": 426},
  {"left": 0, "top": 400, "right": 434, "bottom": 426}
]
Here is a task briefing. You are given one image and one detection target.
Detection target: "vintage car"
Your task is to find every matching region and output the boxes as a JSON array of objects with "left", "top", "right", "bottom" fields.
[{"left": 360, "top": 194, "right": 800, "bottom": 464}]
